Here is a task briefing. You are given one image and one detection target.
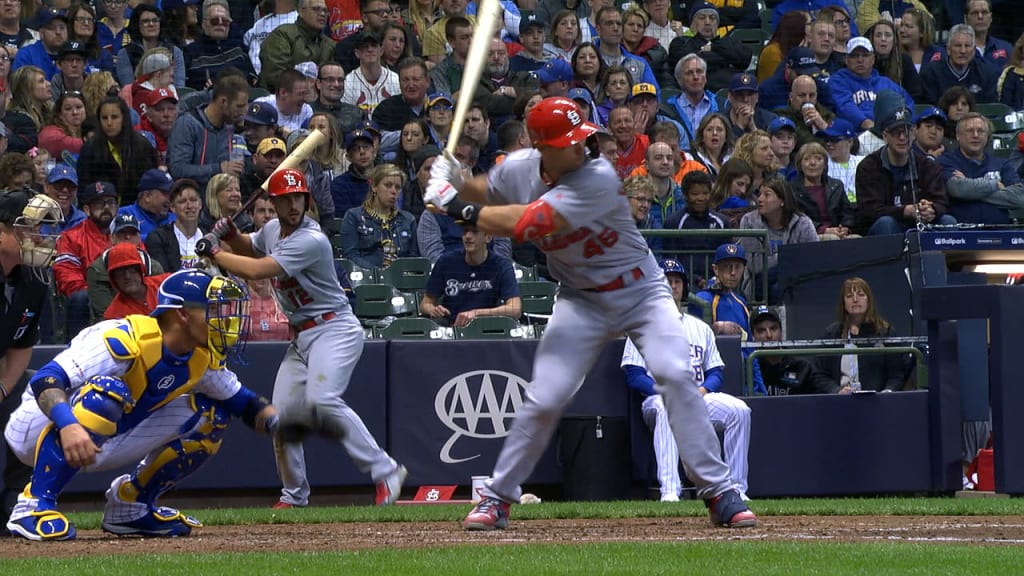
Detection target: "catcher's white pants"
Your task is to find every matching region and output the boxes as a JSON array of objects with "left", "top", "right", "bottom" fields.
[{"left": 642, "top": 392, "right": 750, "bottom": 498}]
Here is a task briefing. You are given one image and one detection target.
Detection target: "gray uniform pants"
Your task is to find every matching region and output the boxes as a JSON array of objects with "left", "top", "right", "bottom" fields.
[
  {"left": 484, "top": 275, "right": 735, "bottom": 503},
  {"left": 273, "top": 312, "right": 395, "bottom": 505}
]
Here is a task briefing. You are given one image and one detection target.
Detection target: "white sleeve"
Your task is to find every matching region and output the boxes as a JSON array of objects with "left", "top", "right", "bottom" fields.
[
  {"left": 51, "top": 320, "right": 134, "bottom": 394},
  {"left": 693, "top": 316, "right": 724, "bottom": 372},
  {"left": 195, "top": 368, "right": 243, "bottom": 401},
  {"left": 620, "top": 336, "right": 648, "bottom": 369}
]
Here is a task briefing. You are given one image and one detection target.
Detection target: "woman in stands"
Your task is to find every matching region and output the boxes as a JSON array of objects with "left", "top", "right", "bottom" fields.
[
  {"left": 593, "top": 65, "right": 632, "bottom": 127},
  {"left": 81, "top": 71, "right": 118, "bottom": 127},
  {"left": 621, "top": 7, "right": 666, "bottom": 75},
  {"left": 867, "top": 18, "right": 921, "bottom": 103},
  {"left": 285, "top": 127, "right": 335, "bottom": 220},
  {"left": 76, "top": 95, "right": 158, "bottom": 203},
  {"left": 395, "top": 118, "right": 429, "bottom": 184},
  {"left": 997, "top": 33, "right": 1024, "bottom": 110},
  {"left": 898, "top": 7, "right": 940, "bottom": 73},
  {"left": 115, "top": 5, "right": 186, "bottom": 87},
  {"left": 38, "top": 90, "right": 87, "bottom": 157},
  {"left": 692, "top": 113, "right": 734, "bottom": 178},
  {"left": 380, "top": 23, "right": 414, "bottom": 72},
  {"left": 790, "top": 142, "right": 857, "bottom": 241},
  {"left": 402, "top": 0, "right": 439, "bottom": 44},
  {"left": 6, "top": 66, "right": 52, "bottom": 154},
  {"left": 738, "top": 177, "right": 818, "bottom": 303},
  {"left": 307, "top": 113, "right": 346, "bottom": 181},
  {"left": 164, "top": 0, "right": 201, "bottom": 46},
  {"left": 67, "top": 2, "right": 114, "bottom": 73},
  {"left": 339, "top": 163, "right": 418, "bottom": 270},
  {"left": 938, "top": 86, "right": 976, "bottom": 140},
  {"left": 814, "top": 277, "right": 906, "bottom": 393},
  {"left": 712, "top": 158, "right": 755, "bottom": 228},
  {"left": 757, "top": 11, "right": 808, "bottom": 82},
  {"left": 200, "top": 173, "right": 253, "bottom": 233},
  {"left": 732, "top": 130, "right": 775, "bottom": 196},
  {"left": 544, "top": 10, "right": 581, "bottom": 61},
  {"left": 571, "top": 43, "right": 606, "bottom": 100}
]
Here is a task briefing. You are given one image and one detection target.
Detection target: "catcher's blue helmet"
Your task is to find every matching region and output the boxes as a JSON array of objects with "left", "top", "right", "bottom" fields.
[
  {"left": 152, "top": 270, "right": 251, "bottom": 366},
  {"left": 660, "top": 259, "right": 689, "bottom": 298}
]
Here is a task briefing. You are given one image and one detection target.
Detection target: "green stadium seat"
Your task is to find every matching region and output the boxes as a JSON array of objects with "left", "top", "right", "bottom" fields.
[
  {"left": 379, "top": 257, "right": 432, "bottom": 292},
  {"left": 335, "top": 258, "right": 378, "bottom": 287},
  {"left": 374, "top": 317, "right": 448, "bottom": 339},
  {"left": 454, "top": 316, "right": 524, "bottom": 339},
  {"left": 353, "top": 284, "right": 416, "bottom": 323},
  {"left": 514, "top": 262, "right": 537, "bottom": 282},
  {"left": 518, "top": 280, "right": 558, "bottom": 321}
]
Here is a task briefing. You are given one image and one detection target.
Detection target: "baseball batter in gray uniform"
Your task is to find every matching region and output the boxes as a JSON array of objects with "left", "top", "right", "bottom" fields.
[
  {"left": 424, "top": 97, "right": 756, "bottom": 530},
  {"left": 198, "top": 168, "right": 407, "bottom": 507}
]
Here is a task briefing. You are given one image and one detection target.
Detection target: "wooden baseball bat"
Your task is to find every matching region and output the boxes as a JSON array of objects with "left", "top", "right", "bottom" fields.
[
  {"left": 231, "top": 128, "right": 327, "bottom": 222},
  {"left": 445, "top": 0, "right": 503, "bottom": 157}
]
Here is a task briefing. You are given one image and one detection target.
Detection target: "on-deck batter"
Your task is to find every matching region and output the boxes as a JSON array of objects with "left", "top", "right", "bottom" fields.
[
  {"left": 621, "top": 259, "right": 751, "bottom": 502},
  {"left": 199, "top": 169, "right": 407, "bottom": 508},
  {"left": 424, "top": 96, "right": 756, "bottom": 531}
]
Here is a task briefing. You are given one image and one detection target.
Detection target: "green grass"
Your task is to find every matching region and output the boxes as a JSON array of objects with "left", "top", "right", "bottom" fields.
[
  {"left": 3, "top": 542, "right": 1022, "bottom": 576},
  {"left": 48, "top": 496, "right": 1024, "bottom": 530}
]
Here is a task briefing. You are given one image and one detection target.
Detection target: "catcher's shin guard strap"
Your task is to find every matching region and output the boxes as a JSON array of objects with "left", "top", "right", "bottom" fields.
[{"left": 28, "top": 424, "right": 79, "bottom": 505}]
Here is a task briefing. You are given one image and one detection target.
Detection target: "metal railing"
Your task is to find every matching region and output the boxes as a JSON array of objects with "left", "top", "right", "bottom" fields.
[
  {"left": 639, "top": 229, "right": 772, "bottom": 306},
  {"left": 744, "top": 345, "right": 928, "bottom": 396}
]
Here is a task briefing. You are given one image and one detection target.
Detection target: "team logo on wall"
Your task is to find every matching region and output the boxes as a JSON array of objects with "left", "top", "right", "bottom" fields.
[{"left": 434, "top": 370, "right": 530, "bottom": 464}]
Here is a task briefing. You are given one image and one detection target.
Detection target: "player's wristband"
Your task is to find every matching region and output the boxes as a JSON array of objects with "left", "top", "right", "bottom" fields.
[
  {"left": 50, "top": 403, "right": 79, "bottom": 430},
  {"left": 446, "top": 198, "right": 481, "bottom": 226}
]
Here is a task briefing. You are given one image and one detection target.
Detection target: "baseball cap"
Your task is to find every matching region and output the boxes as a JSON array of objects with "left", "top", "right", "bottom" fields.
[
  {"left": 58, "top": 41, "right": 87, "bottom": 60},
  {"left": 244, "top": 101, "right": 279, "bottom": 126},
  {"left": 519, "top": 12, "right": 545, "bottom": 35},
  {"left": 729, "top": 72, "right": 758, "bottom": 93},
  {"left": 879, "top": 106, "right": 913, "bottom": 133},
  {"left": 751, "top": 305, "right": 781, "bottom": 325},
  {"left": 819, "top": 118, "right": 856, "bottom": 141},
  {"left": 534, "top": 59, "right": 573, "bottom": 85},
  {"left": 0, "top": 190, "right": 30, "bottom": 225},
  {"left": 145, "top": 87, "right": 178, "bottom": 108},
  {"left": 257, "top": 137, "right": 287, "bottom": 156},
  {"left": 713, "top": 242, "right": 747, "bottom": 264},
  {"left": 413, "top": 145, "right": 441, "bottom": 172},
  {"left": 914, "top": 106, "right": 947, "bottom": 126},
  {"left": 137, "top": 169, "right": 174, "bottom": 193},
  {"left": 846, "top": 36, "right": 873, "bottom": 54},
  {"left": 294, "top": 61, "right": 318, "bottom": 79},
  {"left": 786, "top": 47, "right": 819, "bottom": 75},
  {"left": 630, "top": 83, "right": 658, "bottom": 101},
  {"left": 360, "top": 120, "right": 381, "bottom": 139},
  {"left": 34, "top": 7, "right": 67, "bottom": 29},
  {"left": 78, "top": 181, "right": 118, "bottom": 205},
  {"left": 106, "top": 242, "right": 144, "bottom": 274},
  {"left": 427, "top": 92, "right": 453, "bottom": 108},
  {"left": 568, "top": 87, "right": 594, "bottom": 106},
  {"left": 344, "top": 128, "right": 374, "bottom": 149},
  {"left": 768, "top": 116, "right": 797, "bottom": 134},
  {"left": 354, "top": 30, "right": 381, "bottom": 48},
  {"left": 688, "top": 1, "right": 719, "bottom": 22},
  {"left": 110, "top": 212, "right": 140, "bottom": 235},
  {"left": 46, "top": 164, "right": 78, "bottom": 186}
]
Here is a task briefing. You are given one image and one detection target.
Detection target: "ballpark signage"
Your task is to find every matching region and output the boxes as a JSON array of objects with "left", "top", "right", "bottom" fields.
[{"left": 434, "top": 370, "right": 531, "bottom": 464}]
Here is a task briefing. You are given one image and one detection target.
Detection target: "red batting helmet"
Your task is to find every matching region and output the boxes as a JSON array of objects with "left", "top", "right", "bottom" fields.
[
  {"left": 267, "top": 168, "right": 309, "bottom": 197},
  {"left": 526, "top": 97, "right": 599, "bottom": 148}
]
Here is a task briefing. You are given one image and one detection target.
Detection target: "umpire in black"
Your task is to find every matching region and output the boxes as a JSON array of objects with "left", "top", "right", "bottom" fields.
[{"left": 0, "top": 188, "right": 63, "bottom": 531}]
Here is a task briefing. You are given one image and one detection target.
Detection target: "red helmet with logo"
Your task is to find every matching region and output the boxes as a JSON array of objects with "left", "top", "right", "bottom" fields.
[
  {"left": 526, "top": 97, "right": 599, "bottom": 148},
  {"left": 267, "top": 168, "right": 309, "bottom": 197}
]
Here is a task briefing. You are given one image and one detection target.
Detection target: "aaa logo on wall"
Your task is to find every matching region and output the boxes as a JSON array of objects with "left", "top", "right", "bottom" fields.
[{"left": 434, "top": 370, "right": 530, "bottom": 464}]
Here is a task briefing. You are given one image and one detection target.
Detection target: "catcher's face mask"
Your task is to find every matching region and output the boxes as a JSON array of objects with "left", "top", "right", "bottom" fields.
[
  {"left": 204, "top": 275, "right": 251, "bottom": 367},
  {"left": 15, "top": 194, "right": 63, "bottom": 268}
]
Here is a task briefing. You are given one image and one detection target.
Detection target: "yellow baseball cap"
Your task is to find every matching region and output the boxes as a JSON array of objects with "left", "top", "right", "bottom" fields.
[
  {"left": 257, "top": 137, "right": 287, "bottom": 156},
  {"left": 631, "top": 83, "right": 658, "bottom": 99}
]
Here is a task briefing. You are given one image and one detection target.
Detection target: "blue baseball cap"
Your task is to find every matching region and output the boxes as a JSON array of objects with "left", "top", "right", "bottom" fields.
[
  {"left": 110, "top": 212, "right": 140, "bottom": 234},
  {"left": 34, "top": 7, "right": 68, "bottom": 29},
  {"left": 752, "top": 305, "right": 780, "bottom": 325},
  {"left": 768, "top": 116, "right": 797, "bottom": 134},
  {"left": 46, "top": 164, "right": 77, "bottom": 186},
  {"left": 79, "top": 181, "right": 118, "bottom": 205},
  {"left": 137, "top": 169, "right": 173, "bottom": 193},
  {"left": 729, "top": 72, "right": 758, "bottom": 93},
  {"left": 688, "top": 1, "right": 718, "bottom": 22},
  {"left": 344, "top": 128, "right": 374, "bottom": 149},
  {"left": 568, "top": 87, "right": 594, "bottom": 106},
  {"left": 244, "top": 101, "right": 279, "bottom": 126},
  {"left": 786, "top": 46, "right": 819, "bottom": 75},
  {"left": 660, "top": 259, "right": 686, "bottom": 277},
  {"left": 519, "top": 12, "right": 544, "bottom": 35},
  {"left": 535, "top": 58, "right": 573, "bottom": 85},
  {"left": 820, "top": 118, "right": 856, "bottom": 141},
  {"left": 713, "top": 242, "right": 747, "bottom": 264},
  {"left": 427, "top": 92, "right": 453, "bottom": 108},
  {"left": 914, "top": 106, "right": 947, "bottom": 125}
]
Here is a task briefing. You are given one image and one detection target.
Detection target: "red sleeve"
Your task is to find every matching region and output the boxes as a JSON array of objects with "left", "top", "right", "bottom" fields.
[{"left": 53, "top": 231, "right": 87, "bottom": 296}]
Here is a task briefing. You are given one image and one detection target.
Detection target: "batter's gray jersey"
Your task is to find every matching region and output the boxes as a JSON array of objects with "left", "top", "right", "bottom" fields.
[
  {"left": 251, "top": 216, "right": 351, "bottom": 324},
  {"left": 487, "top": 149, "right": 651, "bottom": 290}
]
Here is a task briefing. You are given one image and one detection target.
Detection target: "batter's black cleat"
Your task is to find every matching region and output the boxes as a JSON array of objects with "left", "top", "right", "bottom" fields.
[{"left": 706, "top": 489, "right": 758, "bottom": 528}]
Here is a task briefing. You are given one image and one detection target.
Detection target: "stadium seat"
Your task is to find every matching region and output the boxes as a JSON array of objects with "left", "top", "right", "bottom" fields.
[
  {"left": 759, "top": 8, "right": 771, "bottom": 34},
  {"left": 514, "top": 262, "right": 537, "bottom": 282},
  {"left": 992, "top": 132, "right": 1019, "bottom": 158},
  {"left": 379, "top": 257, "right": 432, "bottom": 292},
  {"left": 329, "top": 234, "right": 344, "bottom": 258},
  {"left": 518, "top": 280, "right": 558, "bottom": 322},
  {"left": 454, "top": 316, "right": 523, "bottom": 339},
  {"left": 321, "top": 217, "right": 344, "bottom": 236},
  {"left": 374, "top": 317, "right": 449, "bottom": 339},
  {"left": 353, "top": 284, "right": 416, "bottom": 323},
  {"left": 728, "top": 27, "right": 767, "bottom": 53},
  {"left": 335, "top": 258, "right": 378, "bottom": 287},
  {"left": 249, "top": 86, "right": 271, "bottom": 101},
  {"left": 976, "top": 102, "right": 1017, "bottom": 123}
]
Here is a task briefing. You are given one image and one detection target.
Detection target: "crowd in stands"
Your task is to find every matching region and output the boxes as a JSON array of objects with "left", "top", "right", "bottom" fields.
[{"left": 0, "top": 0, "right": 1020, "bottom": 368}]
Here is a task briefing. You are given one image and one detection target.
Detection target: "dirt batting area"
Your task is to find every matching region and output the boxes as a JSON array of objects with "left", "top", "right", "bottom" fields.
[{"left": 2, "top": 515, "right": 1023, "bottom": 557}]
